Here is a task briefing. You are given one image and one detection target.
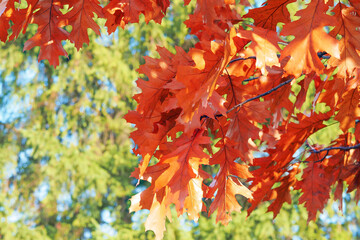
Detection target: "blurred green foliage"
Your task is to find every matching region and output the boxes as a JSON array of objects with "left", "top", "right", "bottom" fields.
[{"left": 0, "top": 0, "right": 359, "bottom": 239}]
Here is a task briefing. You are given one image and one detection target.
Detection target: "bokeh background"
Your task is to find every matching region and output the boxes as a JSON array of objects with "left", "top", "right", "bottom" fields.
[{"left": 0, "top": 0, "right": 359, "bottom": 239}]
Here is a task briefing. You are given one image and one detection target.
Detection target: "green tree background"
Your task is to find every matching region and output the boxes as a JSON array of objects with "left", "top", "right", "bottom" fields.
[{"left": 0, "top": 0, "right": 359, "bottom": 239}]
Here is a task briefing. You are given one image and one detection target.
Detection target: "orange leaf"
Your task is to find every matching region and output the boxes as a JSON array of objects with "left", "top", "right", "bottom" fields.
[
  {"left": 280, "top": 0, "right": 339, "bottom": 77},
  {"left": 295, "top": 158, "right": 331, "bottom": 222},
  {"left": 176, "top": 28, "right": 238, "bottom": 124},
  {"left": 238, "top": 27, "right": 282, "bottom": 74},
  {"left": 207, "top": 137, "right": 252, "bottom": 224},
  {"left": 334, "top": 87, "right": 360, "bottom": 132},
  {"left": 64, "top": 0, "right": 104, "bottom": 50},
  {"left": 130, "top": 129, "right": 210, "bottom": 239},
  {"left": 328, "top": 5, "right": 360, "bottom": 77},
  {"left": 244, "top": 0, "right": 296, "bottom": 31},
  {"left": 23, "top": 0, "right": 69, "bottom": 67}
]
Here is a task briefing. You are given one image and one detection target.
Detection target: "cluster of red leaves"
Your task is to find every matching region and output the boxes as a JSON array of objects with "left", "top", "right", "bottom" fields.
[
  {"left": 4, "top": 0, "right": 360, "bottom": 239},
  {"left": 125, "top": 0, "right": 360, "bottom": 239},
  {"left": 0, "top": 0, "right": 170, "bottom": 66}
]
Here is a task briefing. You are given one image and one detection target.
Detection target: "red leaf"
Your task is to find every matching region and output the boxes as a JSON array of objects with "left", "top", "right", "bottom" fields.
[
  {"left": 280, "top": 0, "right": 340, "bottom": 77},
  {"left": 295, "top": 158, "right": 331, "bottom": 222},
  {"left": 23, "top": 0, "right": 69, "bottom": 67},
  {"left": 207, "top": 137, "right": 252, "bottom": 224},
  {"left": 244, "top": 0, "right": 296, "bottom": 31},
  {"left": 334, "top": 87, "right": 360, "bottom": 132},
  {"left": 329, "top": 5, "right": 360, "bottom": 77},
  {"left": 64, "top": 0, "right": 104, "bottom": 50}
]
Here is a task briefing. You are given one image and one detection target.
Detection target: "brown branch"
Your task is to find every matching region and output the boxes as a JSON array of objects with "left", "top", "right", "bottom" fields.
[
  {"left": 229, "top": 52, "right": 329, "bottom": 65},
  {"left": 310, "top": 144, "right": 360, "bottom": 154},
  {"left": 226, "top": 78, "right": 293, "bottom": 114},
  {"left": 229, "top": 56, "right": 256, "bottom": 64},
  {"left": 243, "top": 77, "right": 259, "bottom": 83},
  {"left": 303, "top": 143, "right": 360, "bottom": 163}
]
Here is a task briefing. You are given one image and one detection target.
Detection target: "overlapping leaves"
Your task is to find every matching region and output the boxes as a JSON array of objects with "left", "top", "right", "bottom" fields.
[
  {"left": 125, "top": 1, "right": 360, "bottom": 239},
  {"left": 4, "top": 0, "right": 360, "bottom": 239}
]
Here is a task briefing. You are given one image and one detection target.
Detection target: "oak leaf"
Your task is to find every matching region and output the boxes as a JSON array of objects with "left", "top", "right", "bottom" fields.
[
  {"left": 280, "top": 0, "right": 340, "bottom": 77},
  {"left": 328, "top": 5, "right": 360, "bottom": 77},
  {"left": 23, "top": 0, "right": 69, "bottom": 67},
  {"left": 244, "top": 0, "right": 296, "bottom": 31},
  {"left": 64, "top": 0, "right": 104, "bottom": 50}
]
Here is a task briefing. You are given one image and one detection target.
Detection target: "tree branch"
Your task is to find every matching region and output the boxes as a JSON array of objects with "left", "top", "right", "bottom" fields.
[
  {"left": 303, "top": 143, "right": 360, "bottom": 163},
  {"left": 226, "top": 78, "right": 293, "bottom": 114},
  {"left": 228, "top": 52, "right": 329, "bottom": 65},
  {"left": 310, "top": 143, "right": 360, "bottom": 154},
  {"left": 229, "top": 56, "right": 256, "bottom": 64},
  {"left": 243, "top": 77, "right": 259, "bottom": 83}
]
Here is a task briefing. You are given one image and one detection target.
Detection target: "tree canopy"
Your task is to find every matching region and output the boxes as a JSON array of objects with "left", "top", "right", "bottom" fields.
[{"left": 1, "top": 0, "right": 360, "bottom": 239}]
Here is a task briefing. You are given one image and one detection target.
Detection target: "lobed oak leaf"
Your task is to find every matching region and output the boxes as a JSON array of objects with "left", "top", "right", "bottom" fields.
[
  {"left": 280, "top": 0, "right": 339, "bottom": 77},
  {"left": 295, "top": 158, "right": 332, "bottom": 222},
  {"left": 129, "top": 187, "right": 170, "bottom": 240},
  {"left": 153, "top": 130, "right": 210, "bottom": 192},
  {"left": 248, "top": 112, "right": 329, "bottom": 214},
  {"left": 184, "top": 0, "right": 241, "bottom": 40},
  {"left": 244, "top": 0, "right": 296, "bottom": 31},
  {"left": 281, "top": 27, "right": 339, "bottom": 77},
  {"left": 129, "top": 129, "right": 210, "bottom": 239},
  {"left": 335, "top": 87, "right": 360, "bottom": 132},
  {"left": 206, "top": 137, "right": 253, "bottom": 224},
  {"left": 328, "top": 5, "right": 360, "bottom": 78},
  {"left": 0, "top": 0, "right": 13, "bottom": 42},
  {"left": 225, "top": 109, "right": 262, "bottom": 163},
  {"left": 124, "top": 110, "right": 179, "bottom": 178},
  {"left": 238, "top": 27, "right": 282, "bottom": 75},
  {"left": 267, "top": 163, "right": 299, "bottom": 218},
  {"left": 278, "top": 113, "right": 329, "bottom": 151},
  {"left": 125, "top": 46, "right": 194, "bottom": 177},
  {"left": 9, "top": 0, "right": 38, "bottom": 41},
  {"left": 103, "top": 0, "right": 168, "bottom": 33},
  {"left": 23, "top": 0, "right": 69, "bottom": 67},
  {"left": 63, "top": 0, "right": 104, "bottom": 50},
  {"left": 176, "top": 28, "right": 237, "bottom": 126}
]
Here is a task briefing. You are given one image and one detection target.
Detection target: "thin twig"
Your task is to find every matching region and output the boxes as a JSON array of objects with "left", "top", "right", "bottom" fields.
[
  {"left": 228, "top": 52, "right": 330, "bottom": 65},
  {"left": 229, "top": 56, "right": 256, "bottom": 64},
  {"left": 301, "top": 143, "right": 360, "bottom": 163},
  {"left": 226, "top": 78, "right": 293, "bottom": 114},
  {"left": 243, "top": 77, "right": 259, "bottom": 82},
  {"left": 313, "top": 150, "right": 330, "bottom": 163},
  {"left": 310, "top": 144, "right": 360, "bottom": 154}
]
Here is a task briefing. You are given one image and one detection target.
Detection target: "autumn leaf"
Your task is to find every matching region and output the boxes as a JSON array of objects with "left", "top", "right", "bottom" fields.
[
  {"left": 185, "top": 0, "right": 241, "bottom": 40},
  {"left": 175, "top": 28, "right": 238, "bottom": 125},
  {"left": 238, "top": 27, "right": 282, "bottom": 74},
  {"left": 5, "top": 0, "right": 360, "bottom": 238},
  {"left": 0, "top": 0, "right": 13, "bottom": 42},
  {"left": 206, "top": 136, "right": 253, "bottom": 224},
  {"left": 280, "top": 0, "right": 340, "bottom": 77},
  {"left": 23, "top": 0, "right": 69, "bottom": 67},
  {"left": 244, "top": 0, "right": 296, "bottom": 31},
  {"left": 103, "top": 0, "right": 169, "bottom": 33},
  {"left": 267, "top": 163, "right": 299, "bottom": 218},
  {"left": 64, "top": 0, "right": 104, "bottom": 50},
  {"left": 335, "top": 87, "right": 360, "bottom": 132},
  {"left": 295, "top": 158, "right": 332, "bottom": 222},
  {"left": 130, "top": 129, "right": 211, "bottom": 239},
  {"left": 328, "top": 5, "right": 360, "bottom": 77}
]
